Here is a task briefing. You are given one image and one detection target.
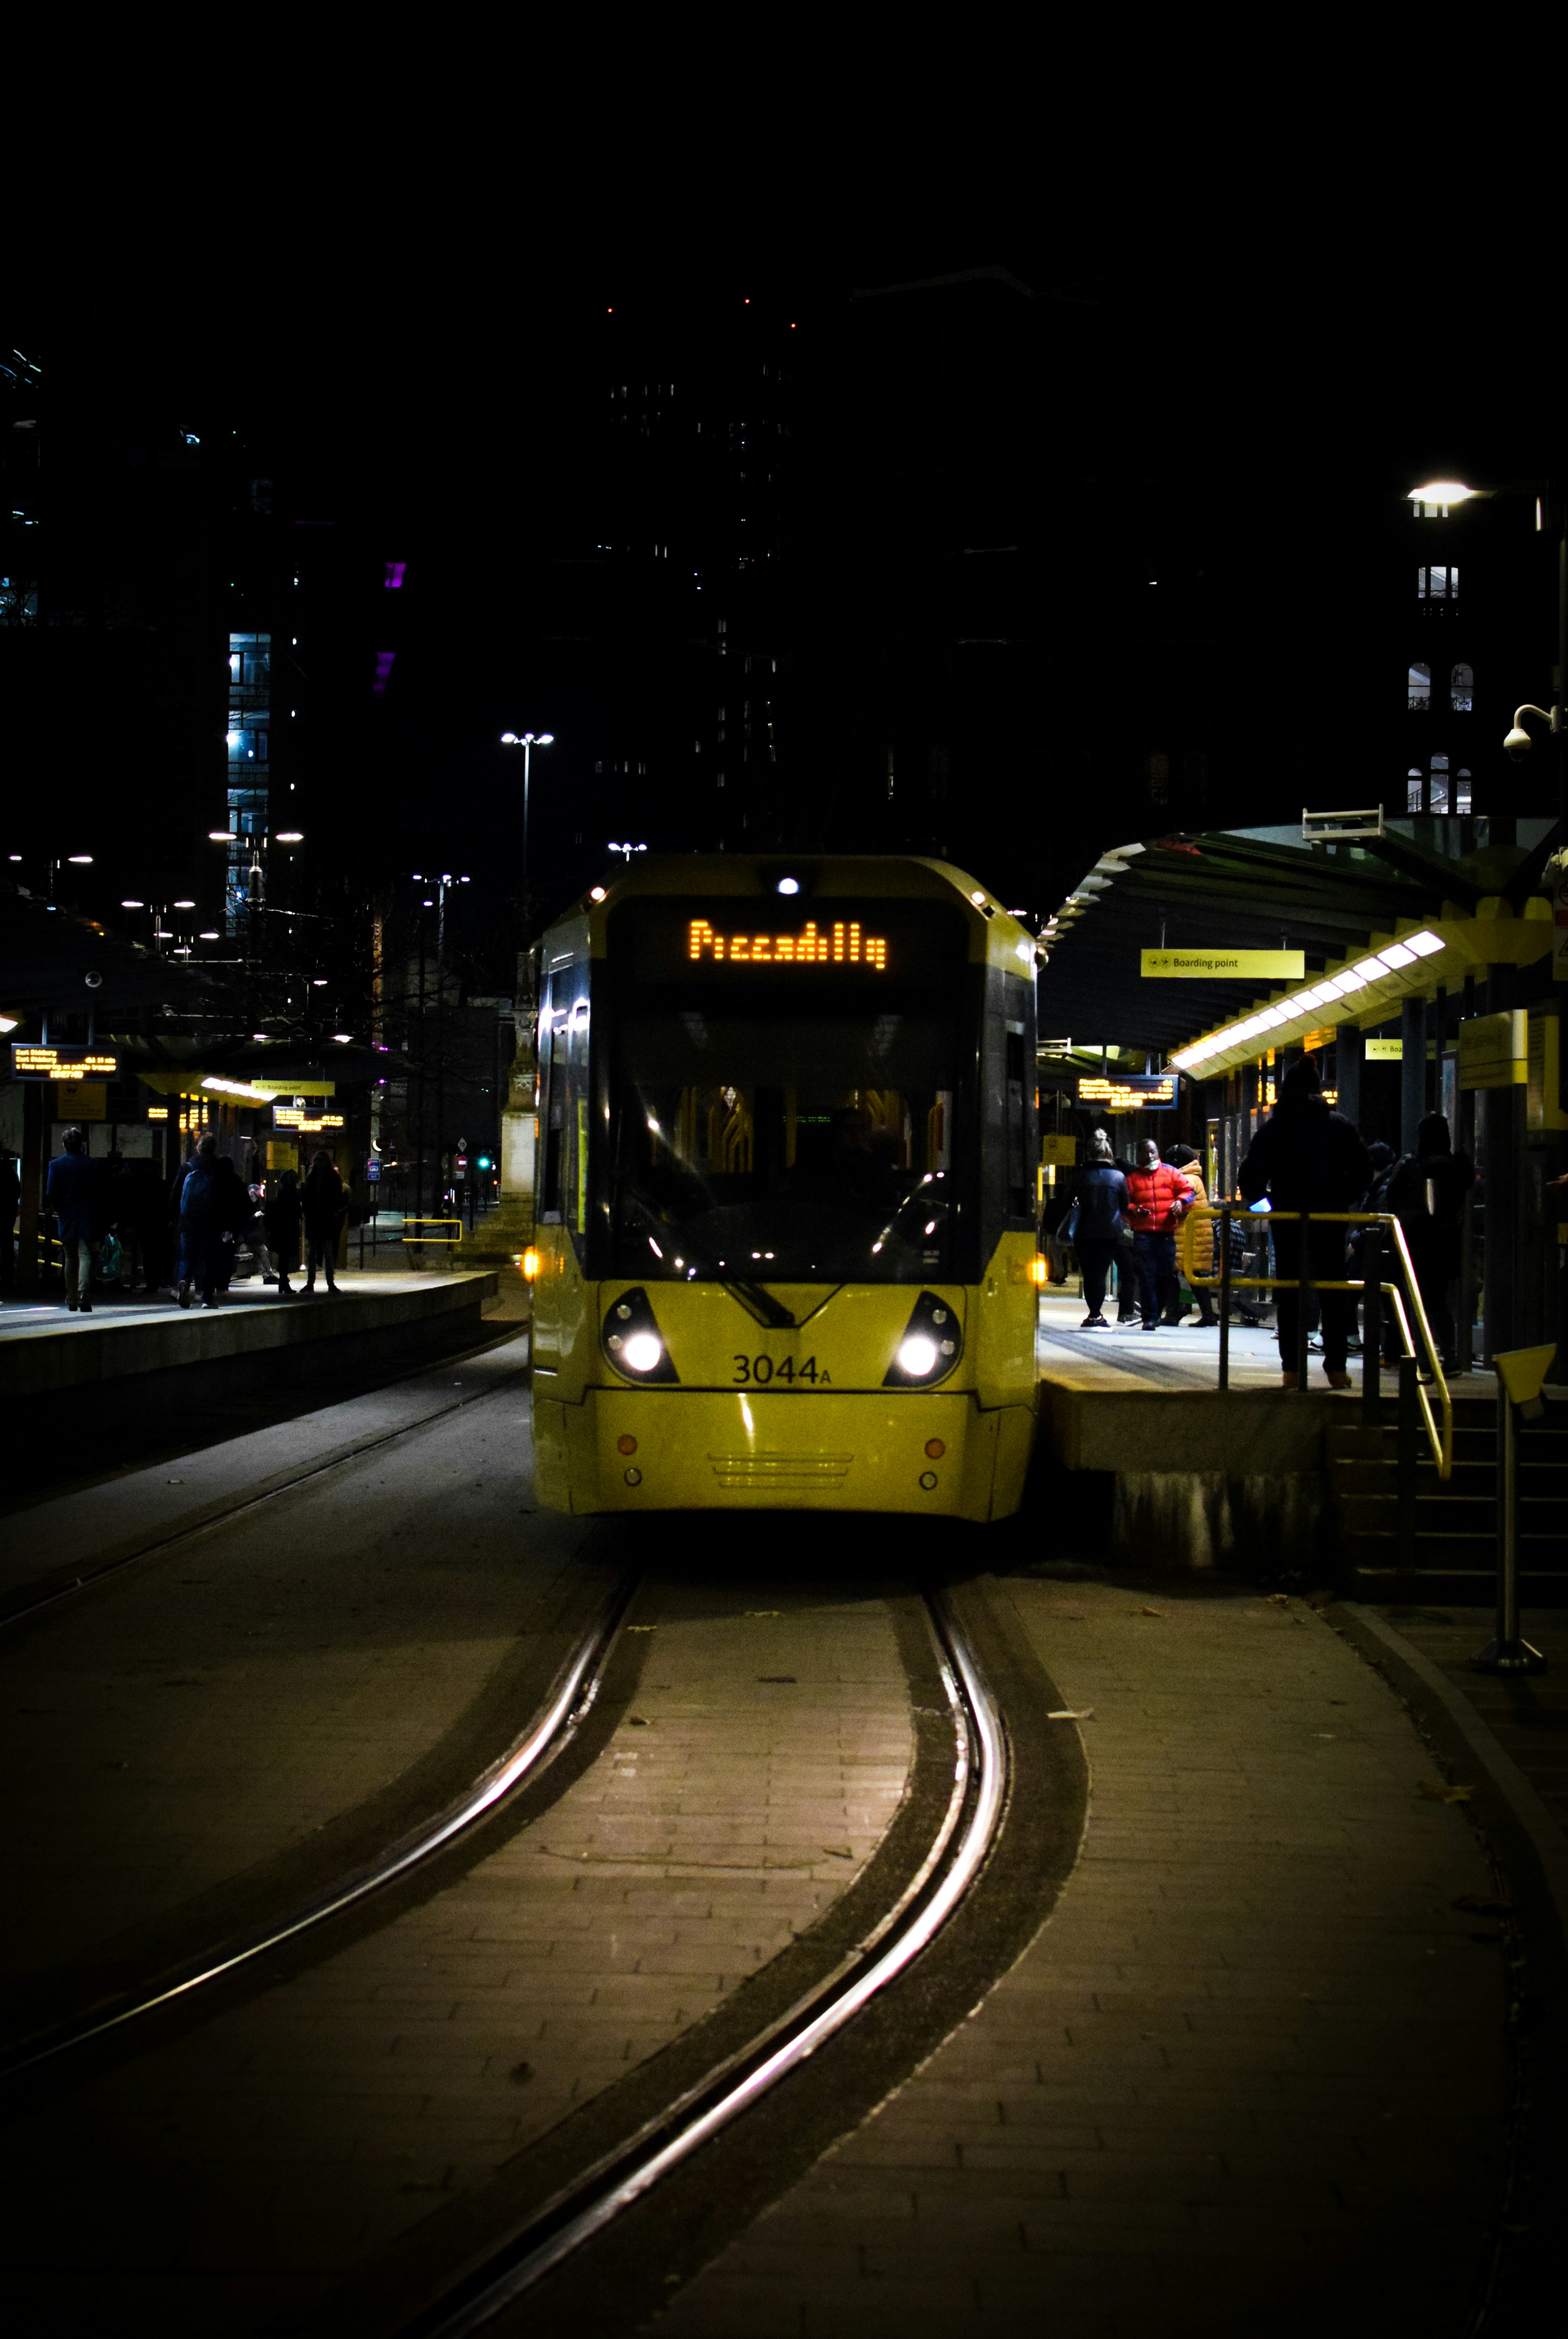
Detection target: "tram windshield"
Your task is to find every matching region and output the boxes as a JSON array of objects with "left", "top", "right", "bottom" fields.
[{"left": 607, "top": 899, "right": 971, "bottom": 1284}]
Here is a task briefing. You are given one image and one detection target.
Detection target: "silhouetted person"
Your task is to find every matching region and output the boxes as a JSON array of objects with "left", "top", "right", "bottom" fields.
[
  {"left": 0, "top": 1149, "right": 20, "bottom": 1293},
  {"left": 1239, "top": 1055, "right": 1370, "bottom": 1388},
  {"left": 264, "top": 1170, "right": 303, "bottom": 1298},
  {"left": 302, "top": 1150, "right": 346, "bottom": 1293},
  {"left": 177, "top": 1134, "right": 226, "bottom": 1309},
  {"left": 1165, "top": 1143, "right": 1217, "bottom": 1326},
  {"left": 45, "top": 1126, "right": 98, "bottom": 1312},
  {"left": 1387, "top": 1112, "right": 1475, "bottom": 1370}
]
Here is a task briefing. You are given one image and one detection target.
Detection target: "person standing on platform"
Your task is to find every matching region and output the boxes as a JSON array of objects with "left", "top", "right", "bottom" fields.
[
  {"left": 1124, "top": 1138, "right": 1191, "bottom": 1332},
  {"left": 1068, "top": 1127, "right": 1130, "bottom": 1329},
  {"left": 1164, "top": 1143, "right": 1218, "bottom": 1325},
  {"left": 1386, "top": 1112, "right": 1475, "bottom": 1371},
  {"left": 302, "top": 1149, "right": 346, "bottom": 1295},
  {"left": 1239, "top": 1055, "right": 1370, "bottom": 1389},
  {"left": 45, "top": 1127, "right": 99, "bottom": 1312},
  {"left": 177, "top": 1134, "right": 226, "bottom": 1308},
  {"left": 210, "top": 1154, "right": 251, "bottom": 1293},
  {"left": 264, "top": 1170, "right": 302, "bottom": 1298}
]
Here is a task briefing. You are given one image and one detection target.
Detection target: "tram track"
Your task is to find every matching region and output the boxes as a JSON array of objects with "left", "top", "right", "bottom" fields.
[
  {"left": 0, "top": 1567, "right": 637, "bottom": 2082},
  {"left": 1, "top": 1541, "right": 1088, "bottom": 2337},
  {"left": 408, "top": 1582, "right": 1007, "bottom": 2337},
  {"left": 0, "top": 1323, "right": 535, "bottom": 1630}
]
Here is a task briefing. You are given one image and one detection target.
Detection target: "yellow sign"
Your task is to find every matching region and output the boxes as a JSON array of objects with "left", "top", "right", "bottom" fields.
[
  {"left": 1140, "top": 949, "right": 1305, "bottom": 980},
  {"left": 63, "top": 1083, "right": 108, "bottom": 1121},
  {"left": 1527, "top": 1014, "right": 1568, "bottom": 1131},
  {"left": 688, "top": 918, "right": 888, "bottom": 969},
  {"left": 1040, "top": 1132, "right": 1078, "bottom": 1166},
  {"left": 1365, "top": 1037, "right": 1402, "bottom": 1060},
  {"left": 1458, "top": 1010, "right": 1527, "bottom": 1091}
]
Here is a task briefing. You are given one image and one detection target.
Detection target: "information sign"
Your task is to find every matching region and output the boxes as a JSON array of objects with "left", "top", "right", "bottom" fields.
[
  {"left": 1077, "top": 1072, "right": 1177, "bottom": 1113},
  {"left": 12, "top": 1043, "right": 119, "bottom": 1081},
  {"left": 1040, "top": 1132, "right": 1078, "bottom": 1166},
  {"left": 1458, "top": 1011, "right": 1527, "bottom": 1091},
  {"left": 1140, "top": 949, "right": 1305, "bottom": 981},
  {"left": 1365, "top": 1037, "right": 1403, "bottom": 1060}
]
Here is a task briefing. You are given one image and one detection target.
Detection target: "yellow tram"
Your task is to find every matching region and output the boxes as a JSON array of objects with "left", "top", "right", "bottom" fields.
[{"left": 528, "top": 856, "right": 1042, "bottom": 1519}]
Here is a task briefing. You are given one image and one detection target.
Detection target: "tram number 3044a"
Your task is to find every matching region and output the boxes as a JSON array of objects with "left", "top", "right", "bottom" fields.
[{"left": 528, "top": 855, "right": 1045, "bottom": 1522}]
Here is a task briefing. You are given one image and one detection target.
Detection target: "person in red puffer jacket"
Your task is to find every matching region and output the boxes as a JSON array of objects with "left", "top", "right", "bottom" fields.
[{"left": 1123, "top": 1137, "right": 1191, "bottom": 1331}]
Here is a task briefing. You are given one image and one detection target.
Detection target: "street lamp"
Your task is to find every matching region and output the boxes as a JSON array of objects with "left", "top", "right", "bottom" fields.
[{"left": 499, "top": 731, "right": 555, "bottom": 939}]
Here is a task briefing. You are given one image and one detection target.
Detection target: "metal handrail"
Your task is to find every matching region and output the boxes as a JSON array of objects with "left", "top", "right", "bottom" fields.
[
  {"left": 1180, "top": 1207, "right": 1453, "bottom": 1480},
  {"left": 401, "top": 1216, "right": 463, "bottom": 1245}
]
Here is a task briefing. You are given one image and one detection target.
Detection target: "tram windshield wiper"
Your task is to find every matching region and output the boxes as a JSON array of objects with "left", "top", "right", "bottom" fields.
[{"left": 723, "top": 1280, "right": 797, "bottom": 1329}]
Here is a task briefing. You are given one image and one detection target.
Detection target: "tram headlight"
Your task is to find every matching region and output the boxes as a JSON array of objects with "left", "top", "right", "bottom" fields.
[
  {"left": 602, "top": 1287, "right": 680, "bottom": 1382},
  {"left": 884, "top": 1292, "right": 962, "bottom": 1388}
]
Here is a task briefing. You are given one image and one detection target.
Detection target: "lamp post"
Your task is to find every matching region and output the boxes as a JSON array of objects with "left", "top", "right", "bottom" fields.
[{"left": 499, "top": 731, "right": 555, "bottom": 953}]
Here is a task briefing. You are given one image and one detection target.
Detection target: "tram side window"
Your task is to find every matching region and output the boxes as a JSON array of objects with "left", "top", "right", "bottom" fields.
[
  {"left": 1004, "top": 1024, "right": 1031, "bottom": 1222},
  {"left": 540, "top": 969, "right": 591, "bottom": 1233}
]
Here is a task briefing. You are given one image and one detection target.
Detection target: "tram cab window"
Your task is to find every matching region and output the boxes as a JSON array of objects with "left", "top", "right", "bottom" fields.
[{"left": 607, "top": 897, "right": 971, "bottom": 1283}]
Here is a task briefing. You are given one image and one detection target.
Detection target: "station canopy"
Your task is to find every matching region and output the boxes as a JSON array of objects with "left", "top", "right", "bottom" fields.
[{"left": 1036, "top": 819, "right": 1560, "bottom": 1066}]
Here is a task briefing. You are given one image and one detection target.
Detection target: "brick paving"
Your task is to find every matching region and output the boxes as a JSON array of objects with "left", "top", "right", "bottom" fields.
[
  {"left": 656, "top": 1577, "right": 1509, "bottom": 2339},
  {"left": 0, "top": 1576, "right": 915, "bottom": 2330},
  {"left": 1, "top": 1352, "right": 589, "bottom": 2000}
]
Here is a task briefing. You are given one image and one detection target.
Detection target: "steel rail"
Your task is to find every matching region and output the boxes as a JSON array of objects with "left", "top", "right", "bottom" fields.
[
  {"left": 0, "top": 1328, "right": 536, "bottom": 1630},
  {"left": 418, "top": 1584, "right": 1008, "bottom": 2336},
  {"left": 1, "top": 1572, "right": 636, "bottom": 2079}
]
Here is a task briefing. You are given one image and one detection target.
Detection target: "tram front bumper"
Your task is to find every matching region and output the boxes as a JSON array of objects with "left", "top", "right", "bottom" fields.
[{"left": 543, "top": 1388, "right": 1018, "bottom": 1519}]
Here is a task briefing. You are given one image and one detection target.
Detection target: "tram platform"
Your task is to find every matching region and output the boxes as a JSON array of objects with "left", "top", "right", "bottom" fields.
[{"left": 0, "top": 1270, "right": 500, "bottom": 1417}]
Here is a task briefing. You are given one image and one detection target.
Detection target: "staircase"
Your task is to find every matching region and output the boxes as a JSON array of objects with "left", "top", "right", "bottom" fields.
[{"left": 1330, "top": 1388, "right": 1568, "bottom": 1603}]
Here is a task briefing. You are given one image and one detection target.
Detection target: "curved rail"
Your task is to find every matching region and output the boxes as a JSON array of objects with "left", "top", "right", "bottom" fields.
[
  {"left": 0, "top": 1330, "right": 536, "bottom": 1630},
  {"left": 1, "top": 1572, "right": 636, "bottom": 2079},
  {"left": 418, "top": 1584, "right": 1008, "bottom": 2336}
]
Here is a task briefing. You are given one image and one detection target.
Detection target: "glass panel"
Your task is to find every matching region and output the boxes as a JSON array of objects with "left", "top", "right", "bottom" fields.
[
  {"left": 1451, "top": 662, "right": 1474, "bottom": 711},
  {"left": 1429, "top": 771, "right": 1450, "bottom": 813},
  {"left": 1417, "top": 567, "right": 1427, "bottom": 599},
  {"left": 1408, "top": 661, "right": 1431, "bottom": 710},
  {"left": 1456, "top": 770, "right": 1473, "bottom": 814},
  {"left": 608, "top": 898, "right": 971, "bottom": 1283},
  {"left": 1407, "top": 776, "right": 1424, "bottom": 811}
]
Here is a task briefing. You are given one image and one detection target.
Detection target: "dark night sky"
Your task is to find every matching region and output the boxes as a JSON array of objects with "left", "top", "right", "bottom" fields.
[{"left": 14, "top": 130, "right": 1560, "bottom": 976}]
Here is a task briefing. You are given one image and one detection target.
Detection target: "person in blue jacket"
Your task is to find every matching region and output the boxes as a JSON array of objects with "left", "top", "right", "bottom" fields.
[{"left": 45, "top": 1126, "right": 100, "bottom": 1313}]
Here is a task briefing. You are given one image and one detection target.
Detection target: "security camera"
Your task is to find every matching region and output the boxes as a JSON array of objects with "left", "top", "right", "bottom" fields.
[
  {"left": 1504, "top": 726, "right": 1532, "bottom": 760},
  {"left": 84, "top": 969, "right": 103, "bottom": 989}
]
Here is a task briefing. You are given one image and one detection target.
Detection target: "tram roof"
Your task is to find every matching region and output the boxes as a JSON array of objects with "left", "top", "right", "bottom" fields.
[{"left": 1036, "top": 816, "right": 1560, "bottom": 1066}]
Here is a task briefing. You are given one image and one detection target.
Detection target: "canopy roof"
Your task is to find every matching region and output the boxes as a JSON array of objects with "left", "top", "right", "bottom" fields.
[{"left": 1036, "top": 820, "right": 1560, "bottom": 1065}]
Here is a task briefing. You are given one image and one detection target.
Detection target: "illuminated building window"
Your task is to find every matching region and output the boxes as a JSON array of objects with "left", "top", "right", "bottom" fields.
[
  {"left": 1417, "top": 565, "right": 1457, "bottom": 598},
  {"left": 1451, "top": 661, "right": 1474, "bottom": 711},
  {"left": 1429, "top": 755, "right": 1450, "bottom": 814},
  {"left": 1408, "top": 660, "right": 1431, "bottom": 710},
  {"left": 1456, "top": 769, "right": 1473, "bottom": 813},
  {"left": 1407, "top": 769, "right": 1423, "bottom": 811}
]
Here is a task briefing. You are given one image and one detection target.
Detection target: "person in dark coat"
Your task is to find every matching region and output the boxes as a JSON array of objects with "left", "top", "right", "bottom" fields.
[
  {"left": 301, "top": 1149, "right": 346, "bottom": 1294},
  {"left": 177, "top": 1134, "right": 227, "bottom": 1309},
  {"left": 1386, "top": 1112, "right": 1475, "bottom": 1369},
  {"left": 263, "top": 1170, "right": 302, "bottom": 1298},
  {"left": 1069, "top": 1127, "right": 1131, "bottom": 1328},
  {"left": 45, "top": 1127, "right": 101, "bottom": 1311},
  {"left": 1239, "top": 1054, "right": 1371, "bottom": 1388}
]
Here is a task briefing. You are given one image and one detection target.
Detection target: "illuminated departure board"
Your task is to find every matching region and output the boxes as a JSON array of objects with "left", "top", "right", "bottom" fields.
[
  {"left": 1078, "top": 1072, "right": 1177, "bottom": 1112},
  {"left": 12, "top": 1044, "right": 120, "bottom": 1081},
  {"left": 622, "top": 900, "right": 968, "bottom": 988}
]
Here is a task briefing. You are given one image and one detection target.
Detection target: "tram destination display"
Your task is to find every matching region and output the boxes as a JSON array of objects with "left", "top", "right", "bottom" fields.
[
  {"left": 1077, "top": 1071, "right": 1177, "bottom": 1112},
  {"left": 622, "top": 899, "right": 969, "bottom": 988}
]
